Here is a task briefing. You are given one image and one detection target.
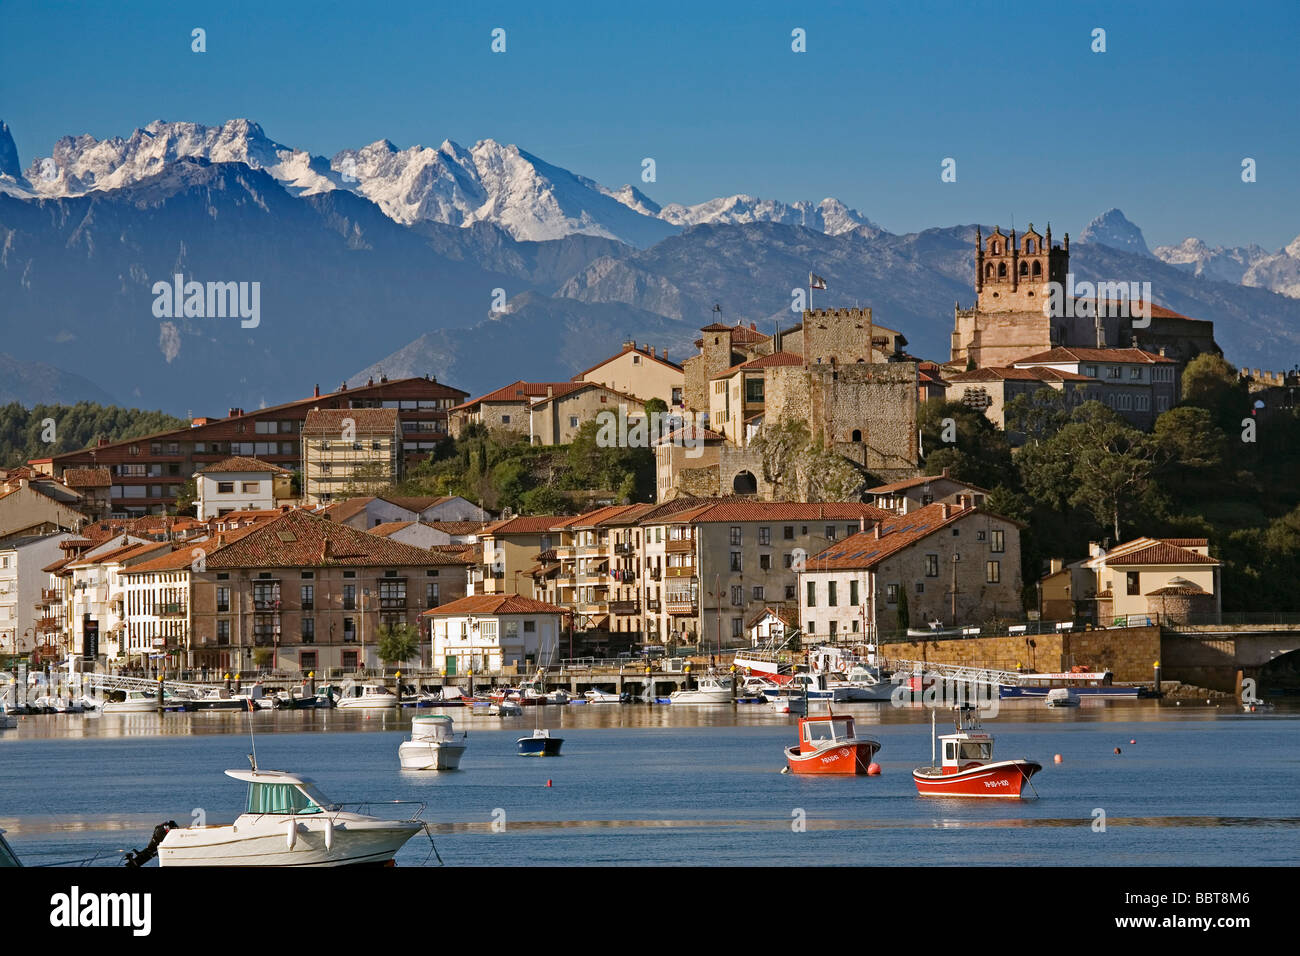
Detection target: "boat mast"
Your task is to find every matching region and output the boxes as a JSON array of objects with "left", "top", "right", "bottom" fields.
[{"left": 930, "top": 707, "right": 936, "bottom": 768}]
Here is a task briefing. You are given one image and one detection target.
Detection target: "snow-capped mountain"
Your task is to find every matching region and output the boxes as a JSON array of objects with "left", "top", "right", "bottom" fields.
[
  {"left": 0, "top": 121, "right": 20, "bottom": 179},
  {"left": 10, "top": 118, "right": 883, "bottom": 248},
  {"left": 1077, "top": 208, "right": 1153, "bottom": 257},
  {"left": 1154, "top": 235, "right": 1300, "bottom": 298},
  {"left": 659, "top": 195, "right": 876, "bottom": 235}
]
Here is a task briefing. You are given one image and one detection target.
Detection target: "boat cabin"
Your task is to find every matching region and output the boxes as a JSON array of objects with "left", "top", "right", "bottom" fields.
[
  {"left": 1016, "top": 671, "right": 1113, "bottom": 690},
  {"left": 347, "top": 684, "right": 394, "bottom": 699},
  {"left": 226, "top": 769, "right": 335, "bottom": 816},
  {"left": 411, "top": 715, "right": 457, "bottom": 740},
  {"left": 797, "top": 715, "right": 858, "bottom": 753},
  {"left": 935, "top": 709, "right": 995, "bottom": 771}
]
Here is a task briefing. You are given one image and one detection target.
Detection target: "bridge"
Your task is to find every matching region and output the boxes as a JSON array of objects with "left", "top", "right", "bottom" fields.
[{"left": 1161, "top": 620, "right": 1300, "bottom": 693}]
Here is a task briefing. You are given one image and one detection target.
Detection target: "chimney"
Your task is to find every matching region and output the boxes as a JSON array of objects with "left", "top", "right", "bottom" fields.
[
  {"left": 662, "top": 347, "right": 668, "bottom": 362},
  {"left": 314, "top": 384, "right": 320, "bottom": 398},
  {"left": 941, "top": 466, "right": 949, "bottom": 478},
  {"left": 873, "top": 523, "right": 882, "bottom": 540},
  {"left": 750, "top": 322, "right": 757, "bottom": 330},
  {"left": 941, "top": 503, "right": 951, "bottom": 520},
  {"left": 1050, "top": 557, "right": 1064, "bottom": 574},
  {"left": 858, "top": 515, "right": 866, "bottom": 532},
  {"left": 546, "top": 385, "right": 554, "bottom": 398},
  {"left": 649, "top": 346, "right": 655, "bottom": 358}
]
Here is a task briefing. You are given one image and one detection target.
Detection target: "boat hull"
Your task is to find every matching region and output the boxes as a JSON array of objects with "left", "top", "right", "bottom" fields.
[
  {"left": 517, "top": 737, "right": 563, "bottom": 756},
  {"left": 398, "top": 740, "right": 466, "bottom": 771},
  {"left": 912, "top": 760, "right": 1042, "bottom": 797},
  {"left": 785, "top": 738, "right": 880, "bottom": 775},
  {"left": 158, "top": 817, "right": 422, "bottom": 866},
  {"left": 667, "top": 691, "right": 732, "bottom": 704},
  {"left": 1000, "top": 685, "right": 1138, "bottom": 699},
  {"left": 335, "top": 697, "right": 399, "bottom": 710}
]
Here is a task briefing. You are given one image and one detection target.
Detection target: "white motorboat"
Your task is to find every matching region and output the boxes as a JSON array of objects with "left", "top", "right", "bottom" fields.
[
  {"left": 398, "top": 715, "right": 468, "bottom": 770},
  {"left": 158, "top": 766, "right": 425, "bottom": 866},
  {"left": 1045, "top": 687, "right": 1080, "bottom": 708},
  {"left": 335, "top": 683, "right": 399, "bottom": 710},
  {"left": 101, "top": 690, "right": 187, "bottom": 713},
  {"left": 768, "top": 692, "right": 806, "bottom": 715},
  {"left": 490, "top": 700, "right": 523, "bottom": 716},
  {"left": 668, "top": 674, "right": 734, "bottom": 704},
  {"left": 584, "top": 688, "right": 626, "bottom": 703},
  {"left": 762, "top": 673, "right": 851, "bottom": 702},
  {"left": 827, "top": 665, "right": 895, "bottom": 702}
]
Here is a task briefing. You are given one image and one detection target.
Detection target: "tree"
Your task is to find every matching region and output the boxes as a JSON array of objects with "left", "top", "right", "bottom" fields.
[
  {"left": 171, "top": 478, "right": 198, "bottom": 517},
  {"left": 1059, "top": 403, "right": 1165, "bottom": 541},
  {"left": 376, "top": 623, "right": 420, "bottom": 667},
  {"left": 896, "top": 587, "right": 910, "bottom": 633},
  {"left": 1004, "top": 388, "right": 1070, "bottom": 445},
  {"left": 918, "top": 399, "right": 1015, "bottom": 490},
  {"left": 252, "top": 648, "right": 273, "bottom": 670},
  {"left": 1181, "top": 353, "right": 1247, "bottom": 433}
]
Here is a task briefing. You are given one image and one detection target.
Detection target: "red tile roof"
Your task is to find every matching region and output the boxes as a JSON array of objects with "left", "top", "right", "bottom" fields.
[
  {"left": 204, "top": 509, "right": 462, "bottom": 569},
  {"left": 450, "top": 381, "right": 584, "bottom": 413},
  {"left": 525, "top": 381, "right": 646, "bottom": 410},
  {"left": 572, "top": 344, "right": 684, "bottom": 377},
  {"left": 663, "top": 501, "right": 892, "bottom": 524},
  {"left": 481, "top": 515, "right": 569, "bottom": 535},
  {"left": 713, "top": 351, "right": 805, "bottom": 379},
  {"left": 805, "top": 503, "right": 1012, "bottom": 569},
  {"left": 367, "top": 521, "right": 414, "bottom": 536},
  {"left": 63, "top": 468, "right": 112, "bottom": 488},
  {"left": 198, "top": 456, "right": 291, "bottom": 475},
  {"left": 422, "top": 594, "right": 566, "bottom": 616},
  {"left": 867, "top": 469, "right": 990, "bottom": 496},
  {"left": 1105, "top": 542, "right": 1218, "bottom": 566},
  {"left": 302, "top": 408, "right": 400, "bottom": 435},
  {"left": 425, "top": 521, "right": 489, "bottom": 535},
  {"left": 1012, "top": 347, "right": 1175, "bottom": 366},
  {"left": 320, "top": 497, "right": 375, "bottom": 522},
  {"left": 945, "top": 366, "right": 1094, "bottom": 383}
]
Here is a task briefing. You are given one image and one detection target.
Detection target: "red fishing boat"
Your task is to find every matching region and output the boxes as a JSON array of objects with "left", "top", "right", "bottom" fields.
[
  {"left": 913, "top": 707, "right": 1041, "bottom": 798},
  {"left": 785, "top": 713, "right": 881, "bottom": 775}
]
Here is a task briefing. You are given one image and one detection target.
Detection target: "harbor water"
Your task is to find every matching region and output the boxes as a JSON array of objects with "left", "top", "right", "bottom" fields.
[{"left": 1, "top": 700, "right": 1296, "bottom": 866}]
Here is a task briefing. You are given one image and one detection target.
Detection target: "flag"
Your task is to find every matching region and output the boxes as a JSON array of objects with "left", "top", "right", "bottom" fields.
[{"left": 809, "top": 273, "right": 827, "bottom": 290}]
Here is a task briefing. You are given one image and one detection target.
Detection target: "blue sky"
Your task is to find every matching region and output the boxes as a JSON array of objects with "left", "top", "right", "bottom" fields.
[{"left": 3, "top": 0, "right": 1298, "bottom": 249}]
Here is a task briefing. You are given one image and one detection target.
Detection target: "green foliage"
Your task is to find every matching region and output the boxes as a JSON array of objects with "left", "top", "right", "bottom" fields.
[
  {"left": 644, "top": 397, "right": 668, "bottom": 417},
  {"left": 918, "top": 399, "right": 1015, "bottom": 490},
  {"left": 172, "top": 478, "right": 198, "bottom": 517},
  {"left": 1180, "top": 354, "right": 1247, "bottom": 433},
  {"left": 1003, "top": 388, "right": 1071, "bottom": 445},
  {"left": 0, "top": 402, "right": 188, "bottom": 467},
  {"left": 376, "top": 623, "right": 420, "bottom": 665}
]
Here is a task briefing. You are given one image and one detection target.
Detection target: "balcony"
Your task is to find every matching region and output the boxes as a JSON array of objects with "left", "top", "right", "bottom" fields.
[
  {"left": 665, "top": 567, "right": 696, "bottom": 579},
  {"left": 664, "top": 601, "right": 698, "bottom": 615},
  {"left": 609, "top": 600, "right": 640, "bottom": 615},
  {"left": 35, "top": 616, "right": 60, "bottom": 633},
  {"left": 665, "top": 538, "right": 694, "bottom": 554},
  {"left": 39, "top": 588, "right": 61, "bottom": 603},
  {"left": 648, "top": 568, "right": 662, "bottom": 581},
  {"left": 378, "top": 598, "right": 407, "bottom": 610},
  {"left": 577, "top": 544, "right": 608, "bottom": 556},
  {"left": 254, "top": 599, "right": 282, "bottom": 611},
  {"left": 646, "top": 599, "right": 661, "bottom": 613},
  {"left": 159, "top": 603, "right": 187, "bottom": 617},
  {"left": 614, "top": 542, "right": 631, "bottom": 555}
]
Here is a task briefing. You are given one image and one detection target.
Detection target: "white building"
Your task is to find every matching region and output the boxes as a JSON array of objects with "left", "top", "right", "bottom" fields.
[
  {"left": 64, "top": 539, "right": 170, "bottom": 664},
  {"left": 422, "top": 594, "right": 563, "bottom": 675},
  {"left": 195, "top": 456, "right": 292, "bottom": 520},
  {"left": 0, "top": 532, "right": 74, "bottom": 661}
]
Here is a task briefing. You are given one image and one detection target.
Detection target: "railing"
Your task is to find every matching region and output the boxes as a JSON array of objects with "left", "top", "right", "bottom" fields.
[
  {"left": 1168, "top": 611, "right": 1300, "bottom": 628},
  {"left": 609, "top": 600, "right": 640, "bottom": 615},
  {"left": 253, "top": 599, "right": 282, "bottom": 611},
  {"left": 646, "top": 599, "right": 660, "bottom": 612},
  {"left": 664, "top": 602, "right": 698, "bottom": 615},
  {"left": 665, "top": 538, "right": 694, "bottom": 553},
  {"left": 648, "top": 568, "right": 662, "bottom": 581},
  {"left": 159, "top": 603, "right": 187, "bottom": 617},
  {"left": 665, "top": 567, "right": 695, "bottom": 578}
]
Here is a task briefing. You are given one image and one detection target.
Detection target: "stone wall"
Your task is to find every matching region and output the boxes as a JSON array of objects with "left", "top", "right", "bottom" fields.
[{"left": 809, "top": 362, "right": 919, "bottom": 472}]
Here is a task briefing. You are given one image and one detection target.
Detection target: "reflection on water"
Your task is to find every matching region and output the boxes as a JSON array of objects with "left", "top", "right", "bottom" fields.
[{"left": 2, "top": 700, "right": 1297, "bottom": 867}]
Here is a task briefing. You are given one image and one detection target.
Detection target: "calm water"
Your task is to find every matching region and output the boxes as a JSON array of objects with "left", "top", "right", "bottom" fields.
[{"left": 2, "top": 700, "right": 1296, "bottom": 866}]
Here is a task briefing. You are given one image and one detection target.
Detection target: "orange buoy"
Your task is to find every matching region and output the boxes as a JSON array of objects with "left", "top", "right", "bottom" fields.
[
  {"left": 546, "top": 779, "right": 552, "bottom": 787},
  {"left": 1053, "top": 754, "right": 1063, "bottom": 764},
  {"left": 866, "top": 763, "right": 881, "bottom": 775},
  {"left": 1129, "top": 738, "right": 1136, "bottom": 744},
  {"left": 1114, "top": 747, "right": 1122, "bottom": 754}
]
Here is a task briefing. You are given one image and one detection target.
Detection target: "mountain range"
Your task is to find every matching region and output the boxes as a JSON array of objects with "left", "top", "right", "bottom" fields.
[{"left": 1, "top": 117, "right": 1298, "bottom": 413}]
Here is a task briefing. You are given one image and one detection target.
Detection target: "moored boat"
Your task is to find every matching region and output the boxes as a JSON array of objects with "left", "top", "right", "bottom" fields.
[
  {"left": 784, "top": 713, "right": 880, "bottom": 774},
  {"left": 335, "top": 683, "right": 399, "bottom": 710},
  {"left": 157, "top": 766, "right": 425, "bottom": 866},
  {"left": 1045, "top": 687, "right": 1080, "bottom": 708},
  {"left": 583, "top": 687, "right": 626, "bottom": 703},
  {"left": 912, "top": 707, "right": 1041, "bottom": 798},
  {"left": 1000, "top": 670, "right": 1142, "bottom": 699},
  {"left": 398, "top": 715, "right": 468, "bottom": 770},
  {"left": 668, "top": 673, "right": 733, "bottom": 704},
  {"left": 517, "top": 727, "right": 563, "bottom": 756},
  {"left": 768, "top": 692, "right": 806, "bottom": 715}
]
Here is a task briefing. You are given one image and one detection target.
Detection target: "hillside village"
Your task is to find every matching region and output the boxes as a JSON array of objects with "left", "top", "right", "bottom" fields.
[{"left": 3, "top": 224, "right": 1298, "bottom": 678}]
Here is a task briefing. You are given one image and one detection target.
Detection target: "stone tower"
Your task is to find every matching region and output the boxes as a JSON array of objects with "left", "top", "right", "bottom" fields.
[{"left": 975, "top": 223, "right": 1069, "bottom": 314}]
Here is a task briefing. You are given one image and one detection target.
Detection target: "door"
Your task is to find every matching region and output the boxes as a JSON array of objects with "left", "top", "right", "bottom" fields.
[{"left": 446, "top": 655, "right": 457, "bottom": 676}]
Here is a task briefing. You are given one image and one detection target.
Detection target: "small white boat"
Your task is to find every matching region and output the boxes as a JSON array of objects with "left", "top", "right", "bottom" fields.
[
  {"left": 490, "top": 700, "right": 523, "bottom": 717},
  {"left": 828, "top": 664, "right": 896, "bottom": 702},
  {"left": 768, "top": 693, "right": 806, "bottom": 715},
  {"left": 668, "top": 674, "right": 733, "bottom": 704},
  {"left": 398, "top": 715, "right": 468, "bottom": 770},
  {"left": 584, "top": 688, "right": 626, "bottom": 703},
  {"left": 102, "top": 690, "right": 175, "bottom": 713},
  {"left": 335, "top": 683, "right": 399, "bottom": 710},
  {"left": 158, "top": 767, "right": 424, "bottom": 866},
  {"left": 1045, "top": 687, "right": 1080, "bottom": 708},
  {"left": 545, "top": 689, "right": 572, "bottom": 704}
]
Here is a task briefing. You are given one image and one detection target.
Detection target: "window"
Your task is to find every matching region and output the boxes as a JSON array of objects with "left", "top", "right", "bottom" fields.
[
  {"left": 730, "top": 551, "right": 742, "bottom": 572},
  {"left": 426, "top": 582, "right": 440, "bottom": 608},
  {"left": 732, "top": 618, "right": 743, "bottom": 638},
  {"left": 986, "top": 561, "right": 1000, "bottom": 584},
  {"left": 886, "top": 583, "right": 899, "bottom": 604},
  {"left": 1129, "top": 367, "right": 1143, "bottom": 379},
  {"left": 216, "top": 586, "right": 230, "bottom": 613},
  {"left": 729, "top": 526, "right": 742, "bottom": 545},
  {"left": 1127, "top": 571, "right": 1140, "bottom": 596},
  {"left": 730, "top": 586, "right": 743, "bottom": 606},
  {"left": 300, "top": 651, "right": 317, "bottom": 670},
  {"left": 828, "top": 581, "right": 838, "bottom": 607},
  {"left": 343, "top": 618, "right": 356, "bottom": 642},
  {"left": 217, "top": 481, "right": 234, "bottom": 494},
  {"left": 783, "top": 553, "right": 793, "bottom": 569},
  {"left": 925, "top": 554, "right": 939, "bottom": 577},
  {"left": 785, "top": 585, "right": 796, "bottom": 600},
  {"left": 1107, "top": 366, "right": 1122, "bottom": 379},
  {"left": 758, "top": 527, "right": 771, "bottom": 546},
  {"left": 752, "top": 586, "right": 764, "bottom": 601},
  {"left": 850, "top": 579, "right": 859, "bottom": 606},
  {"left": 783, "top": 526, "right": 794, "bottom": 540},
  {"left": 745, "top": 378, "right": 764, "bottom": 404},
  {"left": 300, "top": 585, "right": 313, "bottom": 610},
  {"left": 806, "top": 581, "right": 816, "bottom": 607},
  {"left": 806, "top": 621, "right": 815, "bottom": 634},
  {"left": 991, "top": 530, "right": 1005, "bottom": 553},
  {"left": 524, "top": 620, "right": 536, "bottom": 632},
  {"left": 825, "top": 526, "right": 836, "bottom": 540},
  {"left": 759, "top": 554, "right": 771, "bottom": 571},
  {"left": 569, "top": 416, "right": 579, "bottom": 428},
  {"left": 501, "top": 415, "right": 511, "bottom": 424},
  {"left": 301, "top": 618, "right": 315, "bottom": 643},
  {"left": 343, "top": 584, "right": 356, "bottom": 610},
  {"left": 216, "top": 620, "right": 230, "bottom": 644}
]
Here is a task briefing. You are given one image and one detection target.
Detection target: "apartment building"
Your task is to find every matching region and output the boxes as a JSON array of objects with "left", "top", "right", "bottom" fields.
[
  {"left": 301, "top": 408, "right": 402, "bottom": 505},
  {"left": 60, "top": 538, "right": 172, "bottom": 663},
  {"left": 190, "top": 509, "right": 471, "bottom": 673},
  {"left": 0, "top": 478, "right": 87, "bottom": 542},
  {"left": 473, "top": 515, "right": 564, "bottom": 598},
  {"left": 1081, "top": 536, "right": 1221, "bottom": 625},
  {"left": 645, "top": 501, "right": 893, "bottom": 648},
  {"left": 424, "top": 594, "right": 564, "bottom": 675},
  {"left": 321, "top": 494, "right": 490, "bottom": 530},
  {"left": 0, "top": 532, "right": 75, "bottom": 663},
  {"left": 798, "top": 502, "right": 1025, "bottom": 640},
  {"left": 865, "top": 469, "right": 990, "bottom": 514},
  {"left": 1010, "top": 347, "right": 1179, "bottom": 428},
  {"left": 527, "top": 382, "right": 648, "bottom": 445},
  {"left": 34, "top": 376, "right": 468, "bottom": 516}
]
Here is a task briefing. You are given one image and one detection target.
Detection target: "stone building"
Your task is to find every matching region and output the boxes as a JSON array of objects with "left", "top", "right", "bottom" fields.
[{"left": 949, "top": 223, "right": 1219, "bottom": 378}]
